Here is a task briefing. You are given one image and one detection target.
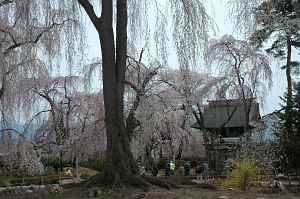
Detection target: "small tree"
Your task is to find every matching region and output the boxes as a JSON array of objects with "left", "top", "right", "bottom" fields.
[
  {"left": 30, "top": 76, "right": 107, "bottom": 172},
  {"left": 205, "top": 34, "right": 272, "bottom": 133},
  {"left": 236, "top": 133, "right": 277, "bottom": 175},
  {"left": 125, "top": 54, "right": 160, "bottom": 141},
  {"left": 222, "top": 159, "right": 258, "bottom": 191},
  {"left": 0, "top": 0, "right": 81, "bottom": 121},
  {"left": 0, "top": 129, "right": 44, "bottom": 176},
  {"left": 277, "top": 82, "right": 300, "bottom": 175}
]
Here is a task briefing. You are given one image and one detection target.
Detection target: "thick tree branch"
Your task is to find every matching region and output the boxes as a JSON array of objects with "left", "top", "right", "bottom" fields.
[
  {"left": 158, "top": 79, "right": 181, "bottom": 94},
  {"left": 141, "top": 69, "right": 158, "bottom": 90},
  {"left": 125, "top": 66, "right": 159, "bottom": 141},
  {"left": 125, "top": 80, "right": 139, "bottom": 92},
  {"left": 25, "top": 109, "right": 51, "bottom": 139},
  {"left": 77, "top": 0, "right": 101, "bottom": 31},
  {"left": 220, "top": 106, "right": 237, "bottom": 128},
  {"left": 192, "top": 108, "right": 202, "bottom": 128},
  {"left": 0, "top": 71, "right": 9, "bottom": 100},
  {"left": 33, "top": 88, "right": 56, "bottom": 112},
  {"left": 0, "top": 128, "right": 25, "bottom": 140},
  {"left": 0, "top": 29, "right": 18, "bottom": 45},
  {"left": 3, "top": 19, "right": 72, "bottom": 55}
]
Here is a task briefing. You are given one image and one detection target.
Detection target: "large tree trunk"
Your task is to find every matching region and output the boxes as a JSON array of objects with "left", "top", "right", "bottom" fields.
[
  {"left": 79, "top": 0, "right": 175, "bottom": 189},
  {"left": 284, "top": 39, "right": 293, "bottom": 170},
  {"left": 79, "top": 0, "right": 147, "bottom": 188},
  {"left": 100, "top": 0, "right": 139, "bottom": 188},
  {"left": 286, "top": 39, "right": 292, "bottom": 132}
]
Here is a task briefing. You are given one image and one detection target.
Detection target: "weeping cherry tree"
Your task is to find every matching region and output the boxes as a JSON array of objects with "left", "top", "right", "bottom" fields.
[
  {"left": 205, "top": 35, "right": 272, "bottom": 133},
  {"left": 76, "top": 0, "right": 212, "bottom": 188}
]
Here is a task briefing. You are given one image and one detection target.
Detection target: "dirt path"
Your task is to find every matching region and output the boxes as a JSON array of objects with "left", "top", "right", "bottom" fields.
[{"left": 0, "top": 186, "right": 299, "bottom": 199}]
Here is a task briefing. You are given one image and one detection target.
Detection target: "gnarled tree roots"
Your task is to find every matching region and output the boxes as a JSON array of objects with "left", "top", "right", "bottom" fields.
[{"left": 83, "top": 173, "right": 182, "bottom": 190}]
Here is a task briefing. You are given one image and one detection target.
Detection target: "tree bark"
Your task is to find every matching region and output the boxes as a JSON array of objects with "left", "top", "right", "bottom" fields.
[
  {"left": 0, "top": 76, "right": 6, "bottom": 100},
  {"left": 79, "top": 0, "right": 148, "bottom": 188},
  {"left": 0, "top": 71, "right": 9, "bottom": 101},
  {"left": 101, "top": 0, "right": 137, "bottom": 188},
  {"left": 125, "top": 68, "right": 158, "bottom": 141},
  {"left": 284, "top": 39, "right": 293, "bottom": 169},
  {"left": 286, "top": 39, "right": 292, "bottom": 133}
]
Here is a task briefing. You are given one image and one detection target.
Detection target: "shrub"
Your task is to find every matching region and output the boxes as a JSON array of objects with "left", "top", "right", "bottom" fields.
[
  {"left": 51, "top": 185, "right": 63, "bottom": 193},
  {"left": 157, "top": 157, "right": 168, "bottom": 169},
  {"left": 0, "top": 176, "right": 18, "bottom": 186},
  {"left": 41, "top": 156, "right": 59, "bottom": 167},
  {"left": 222, "top": 159, "right": 258, "bottom": 191},
  {"left": 177, "top": 157, "right": 206, "bottom": 168},
  {"left": 81, "top": 153, "right": 106, "bottom": 172}
]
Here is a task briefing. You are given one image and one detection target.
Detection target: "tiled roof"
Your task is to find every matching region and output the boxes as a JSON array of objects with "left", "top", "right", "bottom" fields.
[{"left": 191, "top": 99, "right": 260, "bottom": 129}]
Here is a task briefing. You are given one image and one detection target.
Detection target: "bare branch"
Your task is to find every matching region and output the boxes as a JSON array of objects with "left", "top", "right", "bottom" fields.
[
  {"left": 3, "top": 19, "right": 73, "bottom": 55},
  {"left": 0, "top": 128, "right": 25, "bottom": 140},
  {"left": 125, "top": 80, "right": 139, "bottom": 92}
]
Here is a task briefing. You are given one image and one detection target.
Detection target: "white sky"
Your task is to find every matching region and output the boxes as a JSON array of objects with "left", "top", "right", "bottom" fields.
[{"left": 84, "top": 0, "right": 289, "bottom": 116}]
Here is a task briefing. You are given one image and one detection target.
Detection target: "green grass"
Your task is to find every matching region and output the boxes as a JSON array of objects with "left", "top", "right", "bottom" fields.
[
  {"left": 0, "top": 175, "right": 74, "bottom": 187},
  {"left": 0, "top": 175, "right": 19, "bottom": 186}
]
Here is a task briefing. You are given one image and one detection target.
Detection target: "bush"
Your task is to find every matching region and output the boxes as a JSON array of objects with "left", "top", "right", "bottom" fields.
[
  {"left": 222, "top": 159, "right": 258, "bottom": 191},
  {"left": 0, "top": 176, "right": 18, "bottom": 186},
  {"left": 177, "top": 157, "right": 206, "bottom": 168},
  {"left": 9, "top": 175, "right": 61, "bottom": 185},
  {"left": 157, "top": 157, "right": 168, "bottom": 169},
  {"left": 81, "top": 153, "right": 106, "bottom": 172},
  {"left": 41, "top": 156, "right": 59, "bottom": 167}
]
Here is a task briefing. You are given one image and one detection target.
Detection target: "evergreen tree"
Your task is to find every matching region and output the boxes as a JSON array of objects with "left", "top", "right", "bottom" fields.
[
  {"left": 277, "top": 82, "right": 300, "bottom": 174},
  {"left": 251, "top": 0, "right": 300, "bottom": 140}
]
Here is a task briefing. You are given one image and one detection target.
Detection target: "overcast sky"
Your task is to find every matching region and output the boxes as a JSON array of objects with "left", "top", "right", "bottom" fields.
[{"left": 84, "top": 0, "right": 289, "bottom": 116}]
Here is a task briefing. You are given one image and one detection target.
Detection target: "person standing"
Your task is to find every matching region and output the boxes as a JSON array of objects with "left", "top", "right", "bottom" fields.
[
  {"left": 169, "top": 161, "right": 175, "bottom": 175},
  {"left": 152, "top": 161, "right": 158, "bottom": 177},
  {"left": 184, "top": 161, "right": 191, "bottom": 176},
  {"left": 202, "top": 161, "right": 209, "bottom": 180},
  {"left": 196, "top": 162, "right": 203, "bottom": 181},
  {"left": 140, "top": 165, "right": 146, "bottom": 176},
  {"left": 179, "top": 164, "right": 184, "bottom": 176},
  {"left": 165, "top": 162, "right": 170, "bottom": 176}
]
